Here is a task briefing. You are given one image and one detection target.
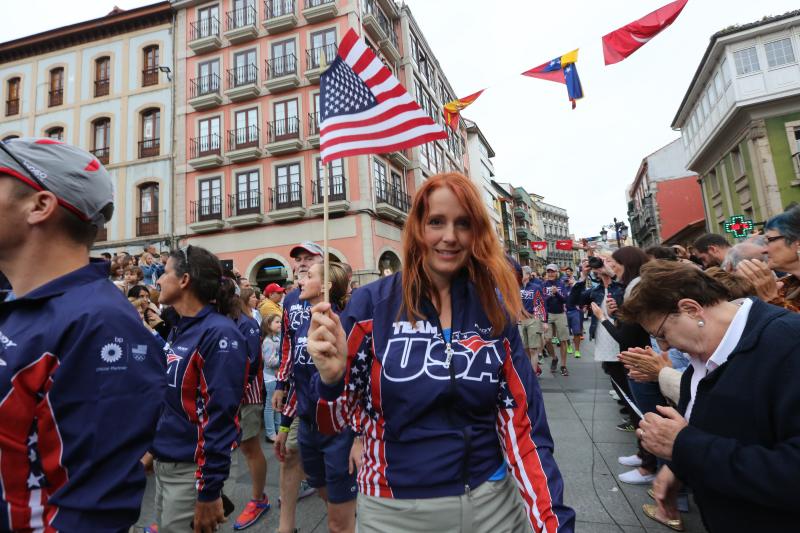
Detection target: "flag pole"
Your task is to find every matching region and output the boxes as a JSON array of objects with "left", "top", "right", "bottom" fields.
[{"left": 320, "top": 51, "right": 330, "bottom": 304}]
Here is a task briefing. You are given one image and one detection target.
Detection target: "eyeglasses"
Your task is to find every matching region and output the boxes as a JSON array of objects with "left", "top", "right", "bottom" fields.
[
  {"left": 650, "top": 312, "right": 671, "bottom": 341},
  {"left": 180, "top": 245, "right": 192, "bottom": 273},
  {"left": 765, "top": 235, "right": 786, "bottom": 243}
]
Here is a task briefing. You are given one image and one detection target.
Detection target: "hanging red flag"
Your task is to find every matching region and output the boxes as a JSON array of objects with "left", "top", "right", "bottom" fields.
[
  {"left": 602, "top": 0, "right": 689, "bottom": 65},
  {"left": 555, "top": 240, "right": 573, "bottom": 251},
  {"left": 530, "top": 241, "right": 547, "bottom": 251}
]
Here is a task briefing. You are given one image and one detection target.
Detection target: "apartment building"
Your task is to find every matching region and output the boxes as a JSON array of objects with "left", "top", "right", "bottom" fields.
[
  {"left": 463, "top": 118, "right": 503, "bottom": 239},
  {"left": 537, "top": 200, "right": 571, "bottom": 267},
  {"left": 0, "top": 3, "right": 175, "bottom": 255},
  {"left": 171, "top": 0, "right": 467, "bottom": 285}
]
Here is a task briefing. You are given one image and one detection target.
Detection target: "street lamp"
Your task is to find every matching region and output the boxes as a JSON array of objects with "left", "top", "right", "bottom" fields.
[{"left": 600, "top": 218, "right": 628, "bottom": 248}]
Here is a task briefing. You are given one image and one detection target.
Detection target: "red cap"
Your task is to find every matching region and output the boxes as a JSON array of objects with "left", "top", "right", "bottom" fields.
[{"left": 265, "top": 283, "right": 285, "bottom": 295}]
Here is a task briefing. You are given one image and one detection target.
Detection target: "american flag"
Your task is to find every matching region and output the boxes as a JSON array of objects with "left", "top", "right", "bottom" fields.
[{"left": 319, "top": 29, "right": 447, "bottom": 163}]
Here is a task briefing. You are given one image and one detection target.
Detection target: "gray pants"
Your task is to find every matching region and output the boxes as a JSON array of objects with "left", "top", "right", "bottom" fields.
[
  {"left": 357, "top": 475, "right": 530, "bottom": 533},
  {"left": 154, "top": 460, "right": 197, "bottom": 533}
]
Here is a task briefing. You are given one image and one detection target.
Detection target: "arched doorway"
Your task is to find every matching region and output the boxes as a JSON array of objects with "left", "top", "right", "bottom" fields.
[
  {"left": 378, "top": 250, "right": 401, "bottom": 277},
  {"left": 254, "top": 258, "right": 289, "bottom": 289}
]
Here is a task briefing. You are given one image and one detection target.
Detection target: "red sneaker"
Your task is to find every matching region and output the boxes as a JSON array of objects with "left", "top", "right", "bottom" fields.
[
  {"left": 233, "top": 494, "right": 271, "bottom": 530},
  {"left": 143, "top": 525, "right": 158, "bottom": 533}
]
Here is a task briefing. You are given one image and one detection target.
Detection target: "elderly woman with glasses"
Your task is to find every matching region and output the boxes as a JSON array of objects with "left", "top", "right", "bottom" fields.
[{"left": 619, "top": 259, "right": 800, "bottom": 533}]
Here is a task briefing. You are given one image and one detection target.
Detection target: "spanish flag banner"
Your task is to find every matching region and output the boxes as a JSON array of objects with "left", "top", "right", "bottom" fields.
[{"left": 443, "top": 89, "right": 485, "bottom": 131}]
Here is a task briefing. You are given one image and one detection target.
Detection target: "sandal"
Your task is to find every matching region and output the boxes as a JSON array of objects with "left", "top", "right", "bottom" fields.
[
  {"left": 642, "top": 504, "right": 685, "bottom": 532},
  {"left": 560, "top": 366, "right": 569, "bottom": 376}
]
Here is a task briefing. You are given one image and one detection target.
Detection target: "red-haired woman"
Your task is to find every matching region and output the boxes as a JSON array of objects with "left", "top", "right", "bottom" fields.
[{"left": 307, "top": 173, "right": 575, "bottom": 533}]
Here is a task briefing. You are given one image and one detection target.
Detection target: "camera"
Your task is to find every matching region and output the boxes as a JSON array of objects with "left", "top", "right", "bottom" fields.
[{"left": 587, "top": 256, "right": 604, "bottom": 269}]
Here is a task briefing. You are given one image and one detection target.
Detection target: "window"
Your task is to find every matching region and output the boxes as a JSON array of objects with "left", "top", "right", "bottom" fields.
[
  {"left": 45, "top": 127, "right": 64, "bottom": 141},
  {"left": 138, "top": 183, "right": 159, "bottom": 236},
  {"left": 92, "top": 118, "right": 110, "bottom": 164},
  {"left": 197, "top": 116, "right": 222, "bottom": 156},
  {"left": 708, "top": 79, "right": 717, "bottom": 103},
  {"left": 233, "top": 49, "right": 257, "bottom": 85},
  {"left": 794, "top": 127, "right": 800, "bottom": 154},
  {"left": 709, "top": 168, "right": 719, "bottom": 195},
  {"left": 49, "top": 67, "right": 64, "bottom": 107},
  {"left": 272, "top": 99, "right": 299, "bottom": 141},
  {"left": 195, "top": 5, "right": 220, "bottom": 39},
  {"left": 199, "top": 177, "right": 222, "bottom": 220},
  {"left": 713, "top": 71, "right": 723, "bottom": 100},
  {"left": 765, "top": 38, "right": 796, "bottom": 68},
  {"left": 233, "top": 108, "right": 259, "bottom": 148},
  {"left": 6, "top": 77, "right": 20, "bottom": 116},
  {"left": 309, "top": 29, "right": 336, "bottom": 69},
  {"left": 721, "top": 58, "right": 731, "bottom": 87},
  {"left": 373, "top": 158, "right": 387, "bottom": 200},
  {"left": 270, "top": 40, "right": 296, "bottom": 76},
  {"left": 734, "top": 47, "right": 760, "bottom": 76},
  {"left": 235, "top": 170, "right": 260, "bottom": 214},
  {"left": 140, "top": 108, "right": 160, "bottom": 158},
  {"left": 731, "top": 148, "right": 745, "bottom": 176},
  {"left": 419, "top": 142, "right": 430, "bottom": 169},
  {"left": 274, "top": 163, "right": 301, "bottom": 209},
  {"left": 409, "top": 33, "right": 420, "bottom": 67},
  {"left": 95, "top": 57, "right": 110, "bottom": 97},
  {"left": 194, "top": 60, "right": 220, "bottom": 97},
  {"left": 265, "top": 0, "right": 291, "bottom": 18},
  {"left": 315, "top": 158, "right": 345, "bottom": 202},
  {"left": 143, "top": 46, "right": 159, "bottom": 86}
]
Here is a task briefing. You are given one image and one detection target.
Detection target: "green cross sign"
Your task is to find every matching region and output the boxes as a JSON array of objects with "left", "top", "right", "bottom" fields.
[{"left": 723, "top": 215, "right": 754, "bottom": 239}]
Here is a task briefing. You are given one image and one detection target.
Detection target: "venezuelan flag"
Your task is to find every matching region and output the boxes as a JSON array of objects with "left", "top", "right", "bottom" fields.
[
  {"left": 443, "top": 89, "right": 485, "bottom": 131},
  {"left": 522, "top": 49, "right": 584, "bottom": 109}
]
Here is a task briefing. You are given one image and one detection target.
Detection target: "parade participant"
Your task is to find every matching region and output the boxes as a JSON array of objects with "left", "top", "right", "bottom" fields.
[
  {"left": 262, "top": 314, "right": 283, "bottom": 442},
  {"left": 307, "top": 173, "right": 575, "bottom": 533},
  {"left": 273, "top": 241, "right": 324, "bottom": 533},
  {"left": 622, "top": 260, "right": 800, "bottom": 532},
  {"left": 150, "top": 245, "right": 248, "bottom": 533},
  {"left": 0, "top": 138, "right": 166, "bottom": 531},
  {"left": 277, "top": 262, "right": 356, "bottom": 533},
  {"left": 519, "top": 265, "right": 545, "bottom": 375},
  {"left": 543, "top": 264, "right": 571, "bottom": 376},
  {"left": 232, "top": 285, "right": 271, "bottom": 530},
  {"left": 562, "top": 268, "right": 583, "bottom": 358},
  {"left": 692, "top": 233, "right": 731, "bottom": 268}
]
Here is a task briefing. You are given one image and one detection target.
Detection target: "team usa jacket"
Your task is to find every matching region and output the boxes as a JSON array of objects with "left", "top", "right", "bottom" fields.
[
  {"left": 236, "top": 314, "right": 264, "bottom": 405},
  {"left": 151, "top": 306, "right": 248, "bottom": 502},
  {"left": 521, "top": 279, "right": 547, "bottom": 320},
  {"left": 0, "top": 260, "right": 166, "bottom": 531},
  {"left": 314, "top": 273, "right": 576, "bottom": 533}
]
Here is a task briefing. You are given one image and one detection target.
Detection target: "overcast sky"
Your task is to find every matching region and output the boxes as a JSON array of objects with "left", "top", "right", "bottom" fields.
[{"left": 2, "top": 0, "right": 798, "bottom": 236}]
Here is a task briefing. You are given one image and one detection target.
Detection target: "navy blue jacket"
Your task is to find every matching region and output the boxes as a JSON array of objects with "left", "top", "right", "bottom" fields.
[
  {"left": 152, "top": 306, "right": 247, "bottom": 502},
  {"left": 542, "top": 279, "right": 568, "bottom": 315},
  {"left": 314, "top": 273, "right": 575, "bottom": 532},
  {"left": 673, "top": 299, "right": 800, "bottom": 532},
  {"left": 520, "top": 279, "right": 546, "bottom": 319},
  {"left": 0, "top": 261, "right": 166, "bottom": 531}
]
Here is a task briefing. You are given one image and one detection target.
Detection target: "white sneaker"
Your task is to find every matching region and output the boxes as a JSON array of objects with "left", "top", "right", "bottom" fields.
[
  {"left": 618, "top": 469, "right": 656, "bottom": 485},
  {"left": 610, "top": 391, "right": 621, "bottom": 401},
  {"left": 618, "top": 454, "right": 643, "bottom": 467}
]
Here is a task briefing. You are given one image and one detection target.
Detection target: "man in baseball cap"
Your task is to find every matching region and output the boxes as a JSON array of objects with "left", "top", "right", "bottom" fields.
[
  {"left": 258, "top": 282, "right": 285, "bottom": 319},
  {"left": 0, "top": 138, "right": 165, "bottom": 531}
]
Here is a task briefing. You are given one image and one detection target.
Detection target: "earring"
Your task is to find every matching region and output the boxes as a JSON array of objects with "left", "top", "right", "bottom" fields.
[{"left": 698, "top": 320, "right": 705, "bottom": 327}]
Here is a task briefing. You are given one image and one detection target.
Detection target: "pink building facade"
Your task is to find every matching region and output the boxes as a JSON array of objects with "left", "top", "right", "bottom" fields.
[{"left": 172, "top": 0, "right": 468, "bottom": 287}]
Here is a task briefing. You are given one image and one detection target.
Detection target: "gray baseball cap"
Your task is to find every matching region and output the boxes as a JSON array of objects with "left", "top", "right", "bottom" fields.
[
  {"left": 290, "top": 241, "right": 324, "bottom": 258},
  {"left": 0, "top": 137, "right": 114, "bottom": 227},
  {"left": 546, "top": 263, "right": 559, "bottom": 271}
]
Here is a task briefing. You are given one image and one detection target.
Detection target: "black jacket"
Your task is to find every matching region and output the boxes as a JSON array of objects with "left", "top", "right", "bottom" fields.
[{"left": 673, "top": 298, "right": 800, "bottom": 532}]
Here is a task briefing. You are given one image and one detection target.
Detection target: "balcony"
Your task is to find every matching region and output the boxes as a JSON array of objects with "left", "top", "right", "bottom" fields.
[
  {"left": 189, "top": 134, "right": 224, "bottom": 169},
  {"left": 516, "top": 226, "right": 534, "bottom": 242},
  {"left": 362, "top": 0, "right": 397, "bottom": 61},
  {"left": 142, "top": 68, "right": 159, "bottom": 87},
  {"left": 263, "top": 0, "right": 298, "bottom": 33},
  {"left": 302, "top": 0, "right": 337, "bottom": 23},
  {"left": 266, "top": 117, "right": 302, "bottom": 154},
  {"left": 305, "top": 44, "right": 337, "bottom": 83},
  {"left": 48, "top": 88, "right": 63, "bottom": 107},
  {"left": 307, "top": 112, "right": 320, "bottom": 146},
  {"left": 375, "top": 178, "right": 410, "bottom": 221},
  {"left": 224, "top": 6, "right": 258, "bottom": 43},
  {"left": 310, "top": 176, "right": 349, "bottom": 215},
  {"left": 513, "top": 206, "right": 531, "bottom": 224},
  {"left": 189, "top": 17, "right": 222, "bottom": 53},
  {"left": 5, "top": 98, "right": 19, "bottom": 116},
  {"left": 94, "top": 78, "right": 110, "bottom": 97},
  {"left": 517, "top": 247, "right": 531, "bottom": 259},
  {"left": 386, "top": 149, "right": 411, "bottom": 168},
  {"left": 136, "top": 213, "right": 159, "bottom": 237},
  {"left": 227, "top": 126, "right": 263, "bottom": 162},
  {"left": 227, "top": 193, "right": 264, "bottom": 227},
  {"left": 189, "top": 198, "right": 224, "bottom": 232},
  {"left": 188, "top": 74, "right": 222, "bottom": 110},
  {"left": 270, "top": 182, "right": 305, "bottom": 221},
  {"left": 91, "top": 147, "right": 110, "bottom": 165},
  {"left": 225, "top": 65, "right": 260, "bottom": 101},
  {"left": 138, "top": 138, "right": 160, "bottom": 159},
  {"left": 264, "top": 54, "right": 299, "bottom": 93}
]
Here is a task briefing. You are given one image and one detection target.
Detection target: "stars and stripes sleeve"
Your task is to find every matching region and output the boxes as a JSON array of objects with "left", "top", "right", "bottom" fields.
[
  {"left": 495, "top": 324, "right": 576, "bottom": 533},
  {"left": 275, "top": 307, "right": 293, "bottom": 391}
]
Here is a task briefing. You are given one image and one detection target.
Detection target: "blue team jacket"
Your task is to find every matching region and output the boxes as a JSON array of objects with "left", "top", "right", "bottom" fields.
[
  {"left": 0, "top": 260, "right": 166, "bottom": 531},
  {"left": 314, "top": 272, "right": 575, "bottom": 532},
  {"left": 151, "top": 306, "right": 247, "bottom": 502}
]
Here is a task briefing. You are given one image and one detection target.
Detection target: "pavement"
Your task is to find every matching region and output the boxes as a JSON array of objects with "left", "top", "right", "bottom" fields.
[{"left": 135, "top": 332, "right": 706, "bottom": 533}]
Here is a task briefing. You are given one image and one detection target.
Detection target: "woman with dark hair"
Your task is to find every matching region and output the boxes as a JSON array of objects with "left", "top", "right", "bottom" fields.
[
  {"left": 128, "top": 284, "right": 169, "bottom": 339},
  {"left": 148, "top": 245, "right": 248, "bottom": 533},
  {"left": 305, "top": 173, "right": 575, "bottom": 532},
  {"left": 621, "top": 260, "right": 800, "bottom": 532}
]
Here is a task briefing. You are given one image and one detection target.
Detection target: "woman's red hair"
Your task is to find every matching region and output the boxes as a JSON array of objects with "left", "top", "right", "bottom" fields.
[{"left": 401, "top": 173, "right": 521, "bottom": 336}]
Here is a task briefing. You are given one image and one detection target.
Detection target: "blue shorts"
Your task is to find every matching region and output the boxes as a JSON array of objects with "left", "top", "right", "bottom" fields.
[
  {"left": 298, "top": 418, "right": 358, "bottom": 503},
  {"left": 566, "top": 309, "right": 583, "bottom": 335}
]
